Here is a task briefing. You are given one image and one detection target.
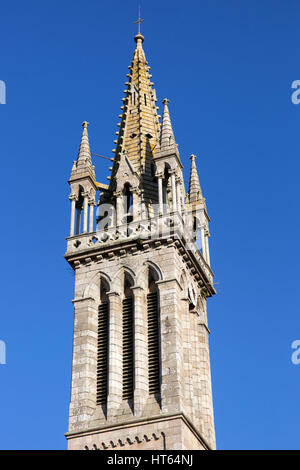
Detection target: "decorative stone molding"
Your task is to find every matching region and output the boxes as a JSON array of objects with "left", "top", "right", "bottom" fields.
[{"left": 83, "top": 432, "right": 164, "bottom": 450}]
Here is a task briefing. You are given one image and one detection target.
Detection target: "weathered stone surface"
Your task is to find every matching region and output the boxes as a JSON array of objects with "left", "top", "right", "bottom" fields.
[{"left": 65, "top": 31, "right": 216, "bottom": 451}]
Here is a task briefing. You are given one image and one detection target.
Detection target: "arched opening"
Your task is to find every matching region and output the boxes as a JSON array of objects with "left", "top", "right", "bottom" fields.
[
  {"left": 122, "top": 272, "right": 134, "bottom": 401},
  {"left": 162, "top": 164, "right": 170, "bottom": 212},
  {"left": 75, "top": 186, "right": 84, "bottom": 234},
  {"left": 96, "top": 278, "right": 110, "bottom": 407},
  {"left": 96, "top": 192, "right": 115, "bottom": 231},
  {"left": 123, "top": 183, "right": 133, "bottom": 236},
  {"left": 123, "top": 183, "right": 133, "bottom": 224},
  {"left": 147, "top": 268, "right": 161, "bottom": 397},
  {"left": 193, "top": 216, "right": 202, "bottom": 252},
  {"left": 150, "top": 162, "right": 156, "bottom": 180}
]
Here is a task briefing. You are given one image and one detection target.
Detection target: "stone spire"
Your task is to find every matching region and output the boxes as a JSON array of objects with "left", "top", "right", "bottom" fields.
[
  {"left": 70, "top": 121, "right": 96, "bottom": 182},
  {"left": 77, "top": 121, "right": 91, "bottom": 163},
  {"left": 159, "top": 98, "right": 176, "bottom": 151},
  {"left": 188, "top": 154, "right": 202, "bottom": 203},
  {"left": 109, "top": 33, "right": 161, "bottom": 202}
]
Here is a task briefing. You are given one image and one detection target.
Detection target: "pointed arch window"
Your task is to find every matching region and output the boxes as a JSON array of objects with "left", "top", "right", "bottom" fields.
[
  {"left": 96, "top": 279, "right": 109, "bottom": 405},
  {"left": 122, "top": 273, "right": 134, "bottom": 400},
  {"left": 147, "top": 270, "right": 161, "bottom": 395}
]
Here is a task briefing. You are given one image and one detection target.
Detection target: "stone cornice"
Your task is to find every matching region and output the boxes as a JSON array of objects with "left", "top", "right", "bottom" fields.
[
  {"left": 64, "top": 232, "right": 215, "bottom": 297},
  {"left": 72, "top": 296, "right": 95, "bottom": 303},
  {"left": 64, "top": 411, "right": 211, "bottom": 450},
  {"left": 68, "top": 173, "right": 98, "bottom": 191}
]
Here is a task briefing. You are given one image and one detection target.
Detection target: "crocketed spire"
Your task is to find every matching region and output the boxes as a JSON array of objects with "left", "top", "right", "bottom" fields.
[
  {"left": 160, "top": 98, "right": 176, "bottom": 151},
  {"left": 109, "top": 33, "right": 161, "bottom": 202},
  {"left": 77, "top": 121, "right": 91, "bottom": 163},
  {"left": 188, "top": 154, "right": 202, "bottom": 203},
  {"left": 70, "top": 121, "right": 95, "bottom": 182}
]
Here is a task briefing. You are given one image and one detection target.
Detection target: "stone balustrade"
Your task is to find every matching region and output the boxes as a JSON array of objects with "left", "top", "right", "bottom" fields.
[{"left": 66, "top": 211, "right": 213, "bottom": 285}]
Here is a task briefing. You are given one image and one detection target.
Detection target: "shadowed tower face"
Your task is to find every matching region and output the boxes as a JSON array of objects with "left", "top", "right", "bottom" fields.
[{"left": 64, "top": 30, "right": 216, "bottom": 451}]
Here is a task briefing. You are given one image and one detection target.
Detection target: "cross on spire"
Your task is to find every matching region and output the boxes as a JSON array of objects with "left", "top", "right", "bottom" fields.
[{"left": 134, "top": 6, "right": 144, "bottom": 34}]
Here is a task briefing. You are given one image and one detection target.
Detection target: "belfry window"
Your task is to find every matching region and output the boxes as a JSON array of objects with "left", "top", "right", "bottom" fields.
[
  {"left": 122, "top": 274, "right": 134, "bottom": 400},
  {"left": 96, "top": 279, "right": 109, "bottom": 406},
  {"left": 147, "top": 270, "right": 161, "bottom": 395}
]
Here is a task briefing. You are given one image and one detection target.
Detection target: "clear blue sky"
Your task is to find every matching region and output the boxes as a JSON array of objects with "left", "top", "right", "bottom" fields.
[{"left": 0, "top": 0, "right": 299, "bottom": 450}]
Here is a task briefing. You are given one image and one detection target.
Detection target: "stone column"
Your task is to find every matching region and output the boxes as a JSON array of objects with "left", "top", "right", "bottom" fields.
[
  {"left": 82, "top": 192, "right": 89, "bottom": 233},
  {"left": 157, "top": 278, "right": 184, "bottom": 414},
  {"left": 69, "top": 194, "right": 77, "bottom": 237},
  {"left": 200, "top": 225, "right": 206, "bottom": 258},
  {"left": 75, "top": 206, "right": 81, "bottom": 235},
  {"left": 115, "top": 191, "right": 123, "bottom": 227},
  {"left": 140, "top": 190, "right": 146, "bottom": 220},
  {"left": 176, "top": 177, "right": 181, "bottom": 216},
  {"left": 132, "top": 286, "right": 148, "bottom": 416},
  {"left": 131, "top": 187, "right": 140, "bottom": 221},
  {"left": 157, "top": 173, "right": 163, "bottom": 215},
  {"left": 181, "top": 296, "right": 195, "bottom": 423},
  {"left": 170, "top": 170, "right": 177, "bottom": 212},
  {"left": 88, "top": 200, "right": 95, "bottom": 233},
  {"left": 205, "top": 230, "right": 210, "bottom": 265},
  {"left": 196, "top": 304, "right": 216, "bottom": 449},
  {"left": 107, "top": 291, "right": 123, "bottom": 418},
  {"left": 69, "top": 296, "right": 98, "bottom": 430}
]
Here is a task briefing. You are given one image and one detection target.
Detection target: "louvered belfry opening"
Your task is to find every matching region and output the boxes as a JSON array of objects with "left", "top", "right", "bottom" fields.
[
  {"left": 96, "top": 280, "right": 109, "bottom": 406},
  {"left": 122, "top": 274, "right": 134, "bottom": 400},
  {"left": 147, "top": 271, "right": 161, "bottom": 395}
]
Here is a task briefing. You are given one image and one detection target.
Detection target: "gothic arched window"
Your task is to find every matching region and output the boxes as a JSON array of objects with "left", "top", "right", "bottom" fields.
[
  {"left": 147, "top": 269, "right": 161, "bottom": 396},
  {"left": 96, "top": 278, "right": 109, "bottom": 406},
  {"left": 122, "top": 273, "right": 134, "bottom": 400}
]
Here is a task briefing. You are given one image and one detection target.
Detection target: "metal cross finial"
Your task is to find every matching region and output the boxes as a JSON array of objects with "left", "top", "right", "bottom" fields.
[{"left": 134, "top": 5, "right": 144, "bottom": 34}]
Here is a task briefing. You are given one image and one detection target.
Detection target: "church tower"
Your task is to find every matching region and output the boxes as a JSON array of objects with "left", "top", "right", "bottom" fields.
[{"left": 64, "top": 31, "right": 216, "bottom": 450}]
